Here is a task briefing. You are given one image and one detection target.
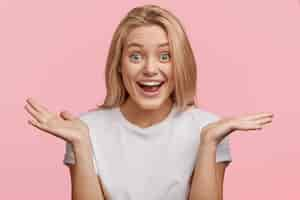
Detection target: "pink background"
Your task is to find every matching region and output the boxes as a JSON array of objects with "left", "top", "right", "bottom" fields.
[{"left": 1, "top": 0, "right": 299, "bottom": 199}]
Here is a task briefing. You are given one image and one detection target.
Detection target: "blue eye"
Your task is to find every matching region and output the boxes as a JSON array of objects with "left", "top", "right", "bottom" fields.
[
  {"left": 129, "top": 53, "right": 142, "bottom": 63},
  {"left": 160, "top": 53, "right": 170, "bottom": 62}
]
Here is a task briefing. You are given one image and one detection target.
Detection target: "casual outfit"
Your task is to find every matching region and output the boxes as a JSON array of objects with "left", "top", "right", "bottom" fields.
[{"left": 63, "top": 104, "right": 232, "bottom": 200}]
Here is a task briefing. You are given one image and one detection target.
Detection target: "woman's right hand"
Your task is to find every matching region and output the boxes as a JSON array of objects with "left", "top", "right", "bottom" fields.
[{"left": 24, "top": 97, "right": 89, "bottom": 144}]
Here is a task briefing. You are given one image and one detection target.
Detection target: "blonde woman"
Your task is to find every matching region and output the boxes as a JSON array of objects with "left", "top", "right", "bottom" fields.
[{"left": 24, "top": 4, "right": 273, "bottom": 200}]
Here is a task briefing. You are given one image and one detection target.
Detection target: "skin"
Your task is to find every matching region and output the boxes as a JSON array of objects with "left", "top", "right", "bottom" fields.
[
  {"left": 24, "top": 99, "right": 107, "bottom": 200},
  {"left": 189, "top": 112, "right": 274, "bottom": 200},
  {"left": 24, "top": 98, "right": 88, "bottom": 144},
  {"left": 24, "top": 24, "right": 274, "bottom": 200},
  {"left": 119, "top": 25, "right": 175, "bottom": 128},
  {"left": 201, "top": 112, "right": 274, "bottom": 146},
  {"left": 23, "top": 25, "right": 176, "bottom": 146}
]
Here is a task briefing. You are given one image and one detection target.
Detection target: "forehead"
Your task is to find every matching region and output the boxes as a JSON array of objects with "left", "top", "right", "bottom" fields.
[{"left": 125, "top": 25, "right": 169, "bottom": 48}]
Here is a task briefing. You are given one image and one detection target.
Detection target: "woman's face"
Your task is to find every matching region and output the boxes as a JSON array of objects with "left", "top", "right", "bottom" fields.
[{"left": 120, "top": 25, "right": 174, "bottom": 110}]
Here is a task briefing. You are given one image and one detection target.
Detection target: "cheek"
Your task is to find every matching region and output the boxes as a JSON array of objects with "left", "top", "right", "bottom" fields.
[
  {"left": 122, "top": 64, "right": 140, "bottom": 81},
  {"left": 163, "top": 64, "right": 173, "bottom": 80},
  {"left": 120, "top": 64, "right": 140, "bottom": 92},
  {"left": 121, "top": 57, "right": 142, "bottom": 75}
]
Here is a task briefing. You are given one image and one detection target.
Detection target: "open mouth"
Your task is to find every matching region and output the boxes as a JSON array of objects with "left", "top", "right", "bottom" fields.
[{"left": 136, "top": 81, "right": 165, "bottom": 95}]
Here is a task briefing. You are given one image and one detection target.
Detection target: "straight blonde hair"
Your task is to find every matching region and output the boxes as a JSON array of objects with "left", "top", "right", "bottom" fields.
[{"left": 96, "top": 4, "right": 200, "bottom": 113}]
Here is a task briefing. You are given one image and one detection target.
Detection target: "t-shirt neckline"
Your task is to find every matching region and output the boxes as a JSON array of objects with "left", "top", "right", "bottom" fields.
[{"left": 115, "top": 104, "right": 177, "bottom": 134}]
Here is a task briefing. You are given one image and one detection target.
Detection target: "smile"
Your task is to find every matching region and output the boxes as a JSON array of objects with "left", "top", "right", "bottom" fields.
[{"left": 136, "top": 81, "right": 165, "bottom": 97}]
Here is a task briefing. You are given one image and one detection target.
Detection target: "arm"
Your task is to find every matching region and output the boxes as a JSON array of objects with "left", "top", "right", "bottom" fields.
[
  {"left": 24, "top": 98, "right": 106, "bottom": 200},
  {"left": 215, "top": 162, "right": 228, "bottom": 200},
  {"left": 189, "top": 141, "right": 222, "bottom": 200},
  {"left": 68, "top": 137, "right": 105, "bottom": 200},
  {"left": 189, "top": 111, "right": 273, "bottom": 200},
  {"left": 189, "top": 158, "right": 228, "bottom": 200}
]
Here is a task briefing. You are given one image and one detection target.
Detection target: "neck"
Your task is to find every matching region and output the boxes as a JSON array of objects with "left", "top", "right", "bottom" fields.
[{"left": 120, "top": 98, "right": 174, "bottom": 128}]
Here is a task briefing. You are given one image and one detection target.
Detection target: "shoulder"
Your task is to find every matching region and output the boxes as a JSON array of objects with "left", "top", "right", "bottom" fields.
[
  {"left": 186, "top": 105, "right": 221, "bottom": 127},
  {"left": 77, "top": 108, "right": 117, "bottom": 141},
  {"left": 78, "top": 107, "right": 116, "bottom": 126},
  {"left": 172, "top": 105, "right": 220, "bottom": 130}
]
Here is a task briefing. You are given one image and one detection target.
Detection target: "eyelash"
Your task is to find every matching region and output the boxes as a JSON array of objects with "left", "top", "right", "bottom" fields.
[{"left": 129, "top": 52, "right": 171, "bottom": 63}]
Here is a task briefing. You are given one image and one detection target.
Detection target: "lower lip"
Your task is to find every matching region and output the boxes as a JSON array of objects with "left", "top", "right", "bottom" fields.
[{"left": 137, "top": 82, "right": 165, "bottom": 97}]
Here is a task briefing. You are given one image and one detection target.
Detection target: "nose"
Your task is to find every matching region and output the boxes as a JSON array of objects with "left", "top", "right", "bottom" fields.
[{"left": 142, "top": 57, "right": 159, "bottom": 76}]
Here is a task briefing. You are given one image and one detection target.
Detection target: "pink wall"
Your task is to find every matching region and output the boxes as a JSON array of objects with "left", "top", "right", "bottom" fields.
[{"left": 1, "top": 0, "right": 299, "bottom": 199}]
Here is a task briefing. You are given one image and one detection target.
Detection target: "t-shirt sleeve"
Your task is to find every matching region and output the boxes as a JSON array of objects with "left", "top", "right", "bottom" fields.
[
  {"left": 63, "top": 141, "right": 76, "bottom": 165},
  {"left": 215, "top": 134, "right": 232, "bottom": 165},
  {"left": 63, "top": 141, "right": 99, "bottom": 173},
  {"left": 62, "top": 112, "right": 99, "bottom": 175},
  {"left": 193, "top": 109, "right": 233, "bottom": 166}
]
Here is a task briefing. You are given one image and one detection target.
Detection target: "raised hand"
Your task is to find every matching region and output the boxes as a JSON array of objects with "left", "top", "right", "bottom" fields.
[
  {"left": 200, "top": 112, "right": 274, "bottom": 145},
  {"left": 24, "top": 97, "right": 89, "bottom": 144}
]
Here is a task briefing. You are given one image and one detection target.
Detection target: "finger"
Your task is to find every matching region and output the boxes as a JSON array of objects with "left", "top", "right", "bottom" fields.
[
  {"left": 28, "top": 119, "right": 66, "bottom": 141},
  {"left": 28, "top": 118, "right": 53, "bottom": 133},
  {"left": 231, "top": 119, "right": 263, "bottom": 131},
  {"left": 60, "top": 111, "right": 77, "bottom": 121},
  {"left": 242, "top": 118, "right": 272, "bottom": 131},
  {"left": 24, "top": 104, "right": 47, "bottom": 123},
  {"left": 243, "top": 112, "right": 274, "bottom": 121},
  {"left": 255, "top": 117, "right": 273, "bottom": 126},
  {"left": 252, "top": 124, "right": 263, "bottom": 130},
  {"left": 26, "top": 98, "right": 49, "bottom": 114}
]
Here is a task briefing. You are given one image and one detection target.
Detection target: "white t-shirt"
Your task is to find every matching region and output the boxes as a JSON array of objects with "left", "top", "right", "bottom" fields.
[{"left": 63, "top": 104, "right": 232, "bottom": 200}]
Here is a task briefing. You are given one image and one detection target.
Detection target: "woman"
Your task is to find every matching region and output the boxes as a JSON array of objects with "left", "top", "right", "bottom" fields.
[{"left": 24, "top": 4, "right": 273, "bottom": 200}]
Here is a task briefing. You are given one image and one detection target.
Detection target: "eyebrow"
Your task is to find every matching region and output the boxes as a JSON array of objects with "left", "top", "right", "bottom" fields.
[{"left": 126, "top": 42, "right": 169, "bottom": 48}]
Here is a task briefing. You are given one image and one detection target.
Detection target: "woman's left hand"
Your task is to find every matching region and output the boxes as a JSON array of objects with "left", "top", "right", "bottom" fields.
[{"left": 200, "top": 112, "right": 274, "bottom": 146}]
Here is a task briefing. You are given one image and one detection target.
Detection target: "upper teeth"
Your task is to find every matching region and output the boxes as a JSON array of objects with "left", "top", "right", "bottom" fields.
[{"left": 138, "top": 81, "right": 162, "bottom": 86}]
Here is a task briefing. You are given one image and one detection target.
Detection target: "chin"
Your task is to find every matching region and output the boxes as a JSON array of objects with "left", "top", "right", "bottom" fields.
[
  {"left": 135, "top": 97, "right": 171, "bottom": 111},
  {"left": 138, "top": 103, "right": 162, "bottom": 110}
]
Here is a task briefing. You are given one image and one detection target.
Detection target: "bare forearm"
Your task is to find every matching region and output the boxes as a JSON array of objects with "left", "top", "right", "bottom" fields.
[
  {"left": 71, "top": 138, "right": 105, "bottom": 200},
  {"left": 189, "top": 141, "right": 219, "bottom": 200}
]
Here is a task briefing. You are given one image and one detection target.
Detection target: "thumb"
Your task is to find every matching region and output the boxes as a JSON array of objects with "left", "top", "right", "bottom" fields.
[{"left": 60, "top": 110, "right": 77, "bottom": 120}]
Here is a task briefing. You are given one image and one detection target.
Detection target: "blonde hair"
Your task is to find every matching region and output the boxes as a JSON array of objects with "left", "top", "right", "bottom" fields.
[{"left": 96, "top": 4, "right": 199, "bottom": 113}]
